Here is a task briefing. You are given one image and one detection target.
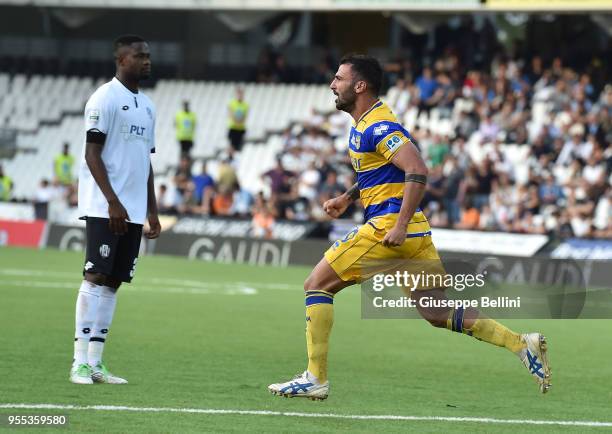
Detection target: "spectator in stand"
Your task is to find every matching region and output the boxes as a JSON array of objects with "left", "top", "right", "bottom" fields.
[
  {"left": 539, "top": 172, "right": 563, "bottom": 206},
  {"left": 262, "top": 157, "right": 295, "bottom": 198},
  {"left": 175, "top": 100, "right": 197, "bottom": 157},
  {"left": 34, "top": 178, "right": 56, "bottom": 220},
  {"left": 427, "top": 135, "right": 450, "bottom": 167},
  {"left": 230, "top": 182, "right": 254, "bottom": 218},
  {"left": 421, "top": 164, "right": 445, "bottom": 211},
  {"left": 212, "top": 185, "right": 234, "bottom": 216},
  {"left": 297, "top": 161, "right": 321, "bottom": 202},
  {"left": 319, "top": 170, "right": 344, "bottom": 199},
  {"left": 435, "top": 72, "right": 457, "bottom": 118},
  {"left": 0, "top": 164, "right": 12, "bottom": 201},
  {"left": 479, "top": 113, "right": 500, "bottom": 143},
  {"left": 455, "top": 110, "right": 478, "bottom": 140},
  {"left": 593, "top": 187, "right": 612, "bottom": 237},
  {"left": 582, "top": 152, "right": 607, "bottom": 200},
  {"left": 442, "top": 155, "right": 463, "bottom": 226},
  {"left": 177, "top": 183, "right": 200, "bottom": 215},
  {"left": 557, "top": 124, "right": 586, "bottom": 166},
  {"left": 313, "top": 170, "right": 346, "bottom": 221},
  {"left": 415, "top": 66, "right": 438, "bottom": 117},
  {"left": 192, "top": 161, "right": 215, "bottom": 212},
  {"left": 228, "top": 87, "right": 249, "bottom": 153},
  {"left": 524, "top": 185, "right": 542, "bottom": 216},
  {"left": 285, "top": 189, "right": 311, "bottom": 221},
  {"left": 54, "top": 142, "right": 75, "bottom": 186},
  {"left": 457, "top": 199, "right": 480, "bottom": 230},
  {"left": 217, "top": 158, "right": 238, "bottom": 194},
  {"left": 157, "top": 184, "right": 178, "bottom": 215},
  {"left": 474, "top": 159, "right": 496, "bottom": 209},
  {"left": 478, "top": 204, "right": 497, "bottom": 230},
  {"left": 173, "top": 155, "right": 193, "bottom": 198},
  {"left": 252, "top": 194, "right": 275, "bottom": 238}
]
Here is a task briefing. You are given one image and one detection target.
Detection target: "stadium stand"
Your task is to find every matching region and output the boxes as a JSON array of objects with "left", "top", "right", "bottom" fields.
[
  {"left": 0, "top": 52, "right": 610, "bottom": 239},
  {"left": 0, "top": 75, "right": 333, "bottom": 198}
]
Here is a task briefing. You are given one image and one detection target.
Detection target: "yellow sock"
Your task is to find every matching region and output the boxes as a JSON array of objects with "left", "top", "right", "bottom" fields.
[
  {"left": 446, "top": 307, "right": 525, "bottom": 353},
  {"left": 305, "top": 290, "right": 334, "bottom": 383}
]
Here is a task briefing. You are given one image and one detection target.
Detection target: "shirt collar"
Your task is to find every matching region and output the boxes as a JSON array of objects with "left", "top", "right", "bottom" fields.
[
  {"left": 355, "top": 99, "right": 383, "bottom": 126},
  {"left": 112, "top": 77, "right": 139, "bottom": 95}
]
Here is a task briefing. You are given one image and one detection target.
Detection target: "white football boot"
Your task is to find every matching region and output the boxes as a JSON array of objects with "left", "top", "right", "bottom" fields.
[
  {"left": 91, "top": 362, "right": 128, "bottom": 384},
  {"left": 69, "top": 363, "right": 93, "bottom": 385},
  {"left": 268, "top": 371, "right": 329, "bottom": 401},
  {"left": 517, "top": 333, "right": 551, "bottom": 393}
]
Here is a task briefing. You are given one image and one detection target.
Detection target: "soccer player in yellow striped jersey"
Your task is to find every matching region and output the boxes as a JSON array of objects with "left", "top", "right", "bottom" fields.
[{"left": 268, "top": 54, "right": 551, "bottom": 401}]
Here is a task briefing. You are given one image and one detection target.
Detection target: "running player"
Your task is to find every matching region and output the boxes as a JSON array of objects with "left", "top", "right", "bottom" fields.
[
  {"left": 268, "top": 54, "right": 551, "bottom": 400},
  {"left": 70, "top": 35, "right": 161, "bottom": 384}
]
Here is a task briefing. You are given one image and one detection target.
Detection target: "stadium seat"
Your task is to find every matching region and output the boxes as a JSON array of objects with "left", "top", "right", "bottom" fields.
[{"left": 0, "top": 75, "right": 335, "bottom": 199}]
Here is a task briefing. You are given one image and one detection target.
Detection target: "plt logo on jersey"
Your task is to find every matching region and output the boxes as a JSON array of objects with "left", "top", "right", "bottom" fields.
[
  {"left": 120, "top": 123, "right": 149, "bottom": 143},
  {"left": 129, "top": 125, "right": 146, "bottom": 136}
]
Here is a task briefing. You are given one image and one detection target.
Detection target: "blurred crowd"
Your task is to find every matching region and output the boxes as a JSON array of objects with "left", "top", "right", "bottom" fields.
[
  {"left": 3, "top": 52, "right": 610, "bottom": 240},
  {"left": 385, "top": 53, "right": 611, "bottom": 239},
  {"left": 159, "top": 53, "right": 611, "bottom": 239}
]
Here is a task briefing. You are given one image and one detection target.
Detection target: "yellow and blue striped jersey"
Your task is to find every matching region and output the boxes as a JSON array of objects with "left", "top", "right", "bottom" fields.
[{"left": 348, "top": 100, "right": 430, "bottom": 235}]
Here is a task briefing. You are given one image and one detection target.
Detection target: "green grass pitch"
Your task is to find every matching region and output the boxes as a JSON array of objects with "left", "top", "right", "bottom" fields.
[{"left": 1, "top": 246, "right": 611, "bottom": 433}]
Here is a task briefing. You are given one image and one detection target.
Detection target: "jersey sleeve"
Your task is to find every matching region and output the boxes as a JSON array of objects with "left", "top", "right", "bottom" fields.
[
  {"left": 370, "top": 121, "right": 413, "bottom": 161},
  {"left": 84, "top": 89, "right": 113, "bottom": 135}
]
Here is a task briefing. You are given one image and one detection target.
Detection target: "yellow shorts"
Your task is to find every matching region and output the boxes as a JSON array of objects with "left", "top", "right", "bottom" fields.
[{"left": 324, "top": 216, "right": 443, "bottom": 286}]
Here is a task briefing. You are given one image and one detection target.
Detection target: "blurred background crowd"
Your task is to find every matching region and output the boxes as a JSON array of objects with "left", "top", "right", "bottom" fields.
[
  {"left": 0, "top": 12, "right": 610, "bottom": 240},
  {"left": 154, "top": 51, "right": 612, "bottom": 239}
]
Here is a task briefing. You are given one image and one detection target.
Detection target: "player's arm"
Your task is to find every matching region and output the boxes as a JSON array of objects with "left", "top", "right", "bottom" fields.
[
  {"left": 84, "top": 134, "right": 130, "bottom": 236},
  {"left": 145, "top": 163, "right": 161, "bottom": 239},
  {"left": 383, "top": 141, "right": 428, "bottom": 247},
  {"left": 323, "top": 183, "right": 358, "bottom": 219}
]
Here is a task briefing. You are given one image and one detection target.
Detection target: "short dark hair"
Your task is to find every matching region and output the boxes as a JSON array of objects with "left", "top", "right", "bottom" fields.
[
  {"left": 339, "top": 54, "right": 383, "bottom": 96},
  {"left": 113, "top": 34, "right": 146, "bottom": 55}
]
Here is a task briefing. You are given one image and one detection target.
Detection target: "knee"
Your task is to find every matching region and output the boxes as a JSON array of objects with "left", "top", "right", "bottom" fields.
[
  {"left": 425, "top": 317, "right": 448, "bottom": 328},
  {"left": 84, "top": 272, "right": 106, "bottom": 286},
  {"left": 304, "top": 273, "right": 333, "bottom": 293},
  {"left": 417, "top": 307, "right": 448, "bottom": 328},
  {"left": 304, "top": 273, "right": 318, "bottom": 292}
]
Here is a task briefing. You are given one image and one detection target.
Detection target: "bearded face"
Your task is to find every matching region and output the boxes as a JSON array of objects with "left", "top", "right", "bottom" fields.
[{"left": 330, "top": 64, "right": 359, "bottom": 113}]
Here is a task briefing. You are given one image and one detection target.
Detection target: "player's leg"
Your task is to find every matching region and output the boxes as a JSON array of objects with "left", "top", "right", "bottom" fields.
[
  {"left": 411, "top": 288, "right": 524, "bottom": 351},
  {"left": 409, "top": 238, "right": 551, "bottom": 392},
  {"left": 269, "top": 257, "right": 352, "bottom": 400},
  {"left": 269, "top": 226, "right": 372, "bottom": 400},
  {"left": 90, "top": 222, "right": 142, "bottom": 384},
  {"left": 412, "top": 288, "right": 551, "bottom": 392},
  {"left": 88, "top": 277, "right": 123, "bottom": 383},
  {"left": 71, "top": 217, "right": 118, "bottom": 384},
  {"left": 303, "top": 258, "right": 353, "bottom": 383}
]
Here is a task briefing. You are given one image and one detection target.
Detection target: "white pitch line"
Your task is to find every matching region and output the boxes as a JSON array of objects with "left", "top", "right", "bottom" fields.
[
  {"left": 0, "top": 280, "right": 257, "bottom": 296},
  {"left": 0, "top": 404, "right": 611, "bottom": 428},
  {"left": 0, "top": 268, "right": 301, "bottom": 292}
]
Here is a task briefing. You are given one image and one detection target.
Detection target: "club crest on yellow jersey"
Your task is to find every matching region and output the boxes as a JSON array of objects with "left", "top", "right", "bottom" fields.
[{"left": 350, "top": 133, "right": 361, "bottom": 150}]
